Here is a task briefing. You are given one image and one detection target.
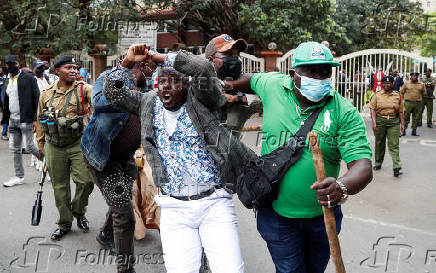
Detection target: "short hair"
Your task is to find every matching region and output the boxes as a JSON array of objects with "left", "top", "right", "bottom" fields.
[{"left": 427, "top": 68, "right": 432, "bottom": 73}]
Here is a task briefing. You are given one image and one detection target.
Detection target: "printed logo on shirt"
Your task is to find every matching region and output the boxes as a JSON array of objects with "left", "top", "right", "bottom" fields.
[
  {"left": 321, "top": 110, "right": 331, "bottom": 132},
  {"left": 311, "top": 45, "right": 326, "bottom": 60}
]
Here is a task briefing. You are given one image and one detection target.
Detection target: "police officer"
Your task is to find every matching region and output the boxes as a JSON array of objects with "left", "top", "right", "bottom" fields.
[
  {"left": 421, "top": 69, "right": 435, "bottom": 128},
  {"left": 36, "top": 56, "right": 94, "bottom": 240},
  {"left": 370, "top": 75, "right": 404, "bottom": 177},
  {"left": 400, "top": 72, "right": 425, "bottom": 136}
]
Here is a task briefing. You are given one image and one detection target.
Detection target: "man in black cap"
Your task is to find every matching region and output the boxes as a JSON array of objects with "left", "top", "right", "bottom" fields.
[
  {"left": 33, "top": 60, "right": 50, "bottom": 91},
  {"left": 2, "top": 55, "right": 42, "bottom": 187},
  {"left": 36, "top": 55, "right": 94, "bottom": 240},
  {"left": 369, "top": 75, "right": 404, "bottom": 177},
  {"left": 400, "top": 72, "right": 425, "bottom": 136}
]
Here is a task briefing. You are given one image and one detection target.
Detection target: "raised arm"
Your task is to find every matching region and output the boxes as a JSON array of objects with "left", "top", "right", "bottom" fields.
[
  {"left": 171, "top": 51, "right": 226, "bottom": 109},
  {"left": 92, "top": 71, "right": 125, "bottom": 113},
  {"left": 104, "top": 45, "right": 155, "bottom": 115},
  {"left": 103, "top": 67, "right": 143, "bottom": 116}
]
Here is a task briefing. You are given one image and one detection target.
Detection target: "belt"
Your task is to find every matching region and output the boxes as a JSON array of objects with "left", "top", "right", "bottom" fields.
[
  {"left": 377, "top": 114, "right": 398, "bottom": 120},
  {"left": 170, "top": 184, "right": 223, "bottom": 201}
]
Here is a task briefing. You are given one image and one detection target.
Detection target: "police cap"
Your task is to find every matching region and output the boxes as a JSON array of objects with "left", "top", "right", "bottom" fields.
[
  {"left": 53, "top": 56, "right": 76, "bottom": 68},
  {"left": 381, "top": 76, "right": 395, "bottom": 83}
]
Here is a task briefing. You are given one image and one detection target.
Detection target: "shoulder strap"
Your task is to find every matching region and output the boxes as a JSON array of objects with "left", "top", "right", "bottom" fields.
[
  {"left": 294, "top": 106, "right": 324, "bottom": 138},
  {"left": 294, "top": 96, "right": 332, "bottom": 139},
  {"left": 61, "top": 90, "right": 76, "bottom": 117},
  {"left": 80, "top": 83, "right": 85, "bottom": 115},
  {"left": 48, "top": 90, "right": 56, "bottom": 108}
]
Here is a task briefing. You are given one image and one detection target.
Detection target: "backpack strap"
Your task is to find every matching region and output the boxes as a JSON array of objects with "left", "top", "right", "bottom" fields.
[
  {"left": 295, "top": 96, "right": 332, "bottom": 138},
  {"left": 61, "top": 90, "right": 76, "bottom": 117}
]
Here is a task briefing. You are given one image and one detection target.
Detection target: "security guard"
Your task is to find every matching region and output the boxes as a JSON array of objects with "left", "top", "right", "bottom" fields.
[
  {"left": 36, "top": 56, "right": 94, "bottom": 240},
  {"left": 370, "top": 75, "right": 404, "bottom": 177},
  {"left": 421, "top": 69, "right": 435, "bottom": 128},
  {"left": 400, "top": 72, "right": 425, "bottom": 136}
]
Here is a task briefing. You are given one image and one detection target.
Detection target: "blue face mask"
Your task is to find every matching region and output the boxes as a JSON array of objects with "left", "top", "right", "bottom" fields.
[{"left": 294, "top": 72, "right": 332, "bottom": 102}]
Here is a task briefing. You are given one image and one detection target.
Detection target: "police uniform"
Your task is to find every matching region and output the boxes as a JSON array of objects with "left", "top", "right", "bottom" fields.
[
  {"left": 400, "top": 73, "right": 425, "bottom": 135},
  {"left": 369, "top": 76, "right": 404, "bottom": 176},
  {"left": 36, "top": 56, "right": 94, "bottom": 237},
  {"left": 421, "top": 73, "right": 435, "bottom": 127}
]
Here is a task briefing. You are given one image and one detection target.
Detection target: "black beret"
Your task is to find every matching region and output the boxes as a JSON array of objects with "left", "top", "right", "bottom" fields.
[
  {"left": 382, "top": 76, "right": 395, "bottom": 83},
  {"left": 53, "top": 55, "right": 76, "bottom": 68},
  {"left": 5, "top": 55, "right": 19, "bottom": 63}
]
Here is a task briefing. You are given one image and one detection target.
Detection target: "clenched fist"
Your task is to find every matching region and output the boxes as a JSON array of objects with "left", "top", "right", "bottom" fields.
[{"left": 121, "top": 44, "right": 149, "bottom": 69}]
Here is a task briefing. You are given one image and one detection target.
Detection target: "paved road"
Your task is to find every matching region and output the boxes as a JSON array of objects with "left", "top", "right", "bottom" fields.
[{"left": 1, "top": 115, "right": 435, "bottom": 273}]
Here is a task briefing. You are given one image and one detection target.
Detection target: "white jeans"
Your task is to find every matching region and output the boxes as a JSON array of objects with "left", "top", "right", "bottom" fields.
[{"left": 154, "top": 189, "right": 244, "bottom": 273}]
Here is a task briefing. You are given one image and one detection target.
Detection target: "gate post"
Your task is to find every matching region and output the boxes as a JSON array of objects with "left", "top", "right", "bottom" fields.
[{"left": 261, "top": 51, "right": 283, "bottom": 72}]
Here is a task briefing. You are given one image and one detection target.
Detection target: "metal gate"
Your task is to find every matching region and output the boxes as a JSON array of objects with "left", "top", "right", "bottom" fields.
[{"left": 333, "top": 49, "right": 433, "bottom": 112}]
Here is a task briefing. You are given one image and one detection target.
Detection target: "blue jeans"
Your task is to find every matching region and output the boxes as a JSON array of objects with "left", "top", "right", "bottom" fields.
[
  {"left": 257, "top": 206, "right": 343, "bottom": 273},
  {"left": 2, "top": 123, "right": 7, "bottom": 136}
]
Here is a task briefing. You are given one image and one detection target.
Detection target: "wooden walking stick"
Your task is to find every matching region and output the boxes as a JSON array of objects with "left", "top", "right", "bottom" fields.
[{"left": 308, "top": 131, "right": 346, "bottom": 273}]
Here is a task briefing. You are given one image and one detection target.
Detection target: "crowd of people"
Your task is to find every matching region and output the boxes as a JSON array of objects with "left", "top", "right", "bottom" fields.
[{"left": 0, "top": 35, "right": 434, "bottom": 273}]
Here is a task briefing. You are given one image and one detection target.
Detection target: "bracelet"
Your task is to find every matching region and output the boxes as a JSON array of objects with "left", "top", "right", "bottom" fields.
[{"left": 336, "top": 179, "right": 348, "bottom": 204}]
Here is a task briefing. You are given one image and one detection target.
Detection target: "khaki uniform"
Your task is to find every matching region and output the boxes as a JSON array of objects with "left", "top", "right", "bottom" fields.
[
  {"left": 420, "top": 75, "right": 435, "bottom": 125},
  {"left": 369, "top": 90, "right": 404, "bottom": 169},
  {"left": 400, "top": 81, "right": 425, "bottom": 129},
  {"left": 36, "top": 80, "right": 94, "bottom": 231}
]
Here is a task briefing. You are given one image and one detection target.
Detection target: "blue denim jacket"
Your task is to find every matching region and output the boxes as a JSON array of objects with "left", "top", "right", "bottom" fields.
[{"left": 81, "top": 70, "right": 130, "bottom": 171}]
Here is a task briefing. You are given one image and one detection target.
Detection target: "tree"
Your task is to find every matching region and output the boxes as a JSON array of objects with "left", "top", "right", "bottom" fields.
[
  {"left": 0, "top": 0, "right": 136, "bottom": 63},
  {"left": 418, "top": 12, "right": 436, "bottom": 57},
  {"left": 333, "top": 0, "right": 426, "bottom": 55},
  {"left": 238, "top": 0, "right": 349, "bottom": 52},
  {"left": 139, "top": 0, "right": 251, "bottom": 44}
]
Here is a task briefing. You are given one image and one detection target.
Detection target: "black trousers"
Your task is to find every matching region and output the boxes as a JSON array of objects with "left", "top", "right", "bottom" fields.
[{"left": 86, "top": 158, "right": 137, "bottom": 273}]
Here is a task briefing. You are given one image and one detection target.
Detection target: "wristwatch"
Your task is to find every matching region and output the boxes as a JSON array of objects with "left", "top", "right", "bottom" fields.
[
  {"left": 236, "top": 92, "right": 244, "bottom": 103},
  {"left": 336, "top": 179, "right": 348, "bottom": 204}
]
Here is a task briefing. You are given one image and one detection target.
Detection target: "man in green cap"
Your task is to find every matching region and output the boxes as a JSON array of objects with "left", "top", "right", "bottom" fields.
[{"left": 225, "top": 41, "right": 373, "bottom": 273}]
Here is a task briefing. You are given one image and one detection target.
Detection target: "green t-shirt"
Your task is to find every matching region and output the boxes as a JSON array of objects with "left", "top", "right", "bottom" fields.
[{"left": 251, "top": 72, "right": 372, "bottom": 218}]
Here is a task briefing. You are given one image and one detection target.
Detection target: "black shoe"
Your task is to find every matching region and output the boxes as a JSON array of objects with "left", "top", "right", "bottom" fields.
[
  {"left": 96, "top": 231, "right": 117, "bottom": 256},
  {"left": 393, "top": 168, "right": 403, "bottom": 177},
  {"left": 124, "top": 269, "right": 136, "bottom": 273},
  {"left": 412, "top": 129, "right": 419, "bottom": 136},
  {"left": 373, "top": 165, "right": 381, "bottom": 170},
  {"left": 51, "top": 228, "right": 69, "bottom": 241},
  {"left": 77, "top": 216, "right": 89, "bottom": 232},
  {"left": 428, "top": 124, "right": 433, "bottom": 128}
]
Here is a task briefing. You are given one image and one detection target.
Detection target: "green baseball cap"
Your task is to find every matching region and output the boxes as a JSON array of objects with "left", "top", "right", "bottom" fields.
[{"left": 291, "top": 41, "right": 340, "bottom": 68}]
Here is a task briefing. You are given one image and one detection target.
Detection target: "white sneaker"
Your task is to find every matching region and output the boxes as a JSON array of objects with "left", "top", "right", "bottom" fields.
[{"left": 3, "top": 177, "right": 25, "bottom": 187}]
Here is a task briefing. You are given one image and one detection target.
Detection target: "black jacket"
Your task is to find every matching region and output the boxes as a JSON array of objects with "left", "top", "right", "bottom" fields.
[{"left": 1, "top": 71, "right": 40, "bottom": 125}]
